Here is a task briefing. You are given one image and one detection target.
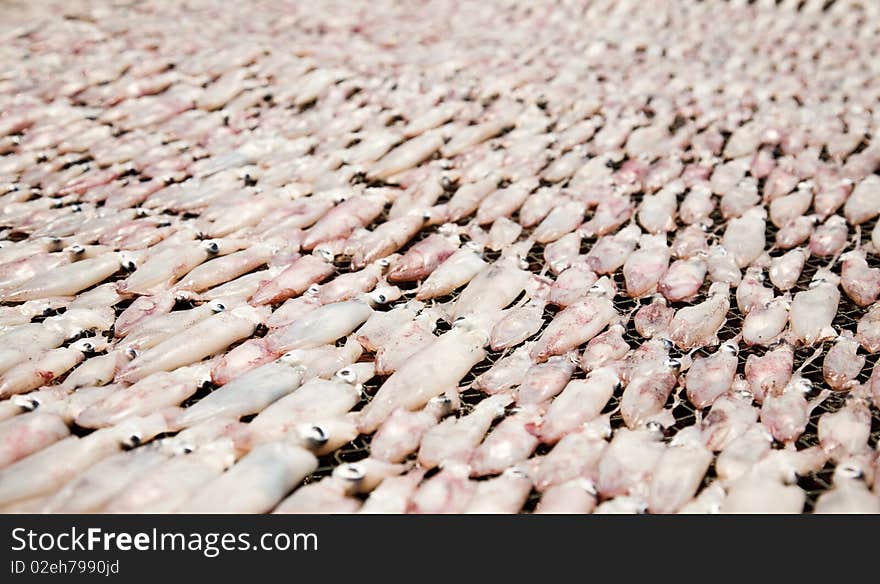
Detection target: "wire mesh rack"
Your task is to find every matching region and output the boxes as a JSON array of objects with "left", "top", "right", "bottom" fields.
[
  {"left": 286, "top": 202, "right": 880, "bottom": 512},
  {"left": 2, "top": 146, "right": 878, "bottom": 512}
]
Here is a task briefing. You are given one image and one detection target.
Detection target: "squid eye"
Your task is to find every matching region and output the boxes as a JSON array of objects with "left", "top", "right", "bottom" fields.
[
  {"left": 315, "top": 248, "right": 334, "bottom": 262},
  {"left": 660, "top": 337, "right": 674, "bottom": 350},
  {"left": 13, "top": 396, "right": 40, "bottom": 411},
  {"left": 69, "top": 244, "right": 85, "bottom": 255},
  {"left": 839, "top": 464, "right": 864, "bottom": 480},
  {"left": 579, "top": 479, "right": 598, "bottom": 496},
  {"left": 665, "top": 358, "right": 681, "bottom": 371},
  {"left": 307, "top": 283, "right": 321, "bottom": 295},
  {"left": 80, "top": 341, "right": 94, "bottom": 352},
  {"left": 125, "top": 347, "right": 138, "bottom": 360},
  {"left": 124, "top": 433, "right": 142, "bottom": 449},
  {"left": 647, "top": 421, "right": 664, "bottom": 433},
  {"left": 121, "top": 257, "right": 137, "bottom": 271},
  {"left": 335, "top": 463, "right": 365, "bottom": 482},
  {"left": 334, "top": 368, "right": 356, "bottom": 384},
  {"left": 504, "top": 467, "right": 530, "bottom": 479},
  {"left": 208, "top": 300, "right": 226, "bottom": 313},
  {"left": 378, "top": 258, "right": 390, "bottom": 268},
  {"left": 303, "top": 425, "right": 328, "bottom": 447},
  {"left": 204, "top": 241, "right": 220, "bottom": 254},
  {"left": 429, "top": 394, "right": 455, "bottom": 412}
]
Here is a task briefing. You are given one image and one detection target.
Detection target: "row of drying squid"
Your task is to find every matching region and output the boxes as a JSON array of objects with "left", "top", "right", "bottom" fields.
[{"left": 0, "top": 0, "right": 879, "bottom": 512}]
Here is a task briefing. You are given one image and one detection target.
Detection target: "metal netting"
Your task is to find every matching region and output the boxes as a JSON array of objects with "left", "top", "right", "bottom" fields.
[{"left": 291, "top": 211, "right": 880, "bottom": 511}]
